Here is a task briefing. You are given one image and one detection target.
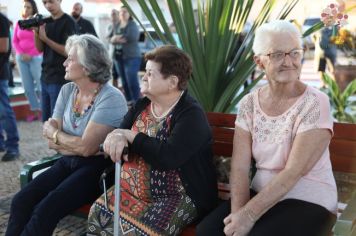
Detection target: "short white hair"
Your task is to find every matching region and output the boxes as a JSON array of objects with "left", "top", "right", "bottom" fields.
[{"left": 252, "top": 20, "right": 302, "bottom": 55}]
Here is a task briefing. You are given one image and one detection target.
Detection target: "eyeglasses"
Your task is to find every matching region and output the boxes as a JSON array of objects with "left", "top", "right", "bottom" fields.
[{"left": 264, "top": 49, "right": 304, "bottom": 63}]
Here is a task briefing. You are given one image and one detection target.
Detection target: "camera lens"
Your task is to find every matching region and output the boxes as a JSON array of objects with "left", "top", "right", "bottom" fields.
[
  {"left": 18, "top": 18, "right": 38, "bottom": 30},
  {"left": 18, "top": 14, "right": 53, "bottom": 30}
]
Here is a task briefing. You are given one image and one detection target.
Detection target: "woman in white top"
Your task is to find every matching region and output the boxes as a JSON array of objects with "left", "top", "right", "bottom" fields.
[{"left": 196, "top": 20, "right": 337, "bottom": 236}]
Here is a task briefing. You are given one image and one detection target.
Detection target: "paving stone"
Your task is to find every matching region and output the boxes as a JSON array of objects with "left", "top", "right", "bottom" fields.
[{"left": 0, "top": 121, "right": 86, "bottom": 235}]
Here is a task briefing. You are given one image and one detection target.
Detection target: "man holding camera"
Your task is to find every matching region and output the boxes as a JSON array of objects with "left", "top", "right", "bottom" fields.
[
  {"left": 34, "top": 0, "right": 77, "bottom": 122},
  {"left": 0, "top": 13, "right": 20, "bottom": 162}
]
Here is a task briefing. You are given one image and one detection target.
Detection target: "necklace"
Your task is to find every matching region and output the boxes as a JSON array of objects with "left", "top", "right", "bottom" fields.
[
  {"left": 72, "top": 85, "right": 102, "bottom": 118},
  {"left": 151, "top": 91, "right": 184, "bottom": 120}
]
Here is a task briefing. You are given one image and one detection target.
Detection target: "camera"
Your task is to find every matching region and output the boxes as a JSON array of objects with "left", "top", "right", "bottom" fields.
[{"left": 18, "top": 14, "right": 53, "bottom": 30}]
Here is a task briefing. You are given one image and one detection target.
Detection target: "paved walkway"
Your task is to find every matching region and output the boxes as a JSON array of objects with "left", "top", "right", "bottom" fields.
[{"left": 0, "top": 121, "right": 86, "bottom": 236}]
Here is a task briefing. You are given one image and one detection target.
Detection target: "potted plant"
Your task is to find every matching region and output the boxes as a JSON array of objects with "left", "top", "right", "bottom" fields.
[
  {"left": 322, "top": 73, "right": 356, "bottom": 123},
  {"left": 331, "top": 27, "right": 356, "bottom": 91}
]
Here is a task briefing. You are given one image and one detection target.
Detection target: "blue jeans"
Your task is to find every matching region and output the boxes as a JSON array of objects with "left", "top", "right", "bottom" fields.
[
  {"left": 6, "top": 155, "right": 112, "bottom": 236},
  {"left": 0, "top": 79, "right": 19, "bottom": 154},
  {"left": 41, "top": 80, "right": 62, "bottom": 122},
  {"left": 16, "top": 55, "right": 42, "bottom": 111},
  {"left": 114, "top": 56, "right": 141, "bottom": 102}
]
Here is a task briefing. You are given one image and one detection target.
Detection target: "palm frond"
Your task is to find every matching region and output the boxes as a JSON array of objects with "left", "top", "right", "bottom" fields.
[
  {"left": 123, "top": 0, "right": 299, "bottom": 112},
  {"left": 302, "top": 21, "right": 324, "bottom": 38}
]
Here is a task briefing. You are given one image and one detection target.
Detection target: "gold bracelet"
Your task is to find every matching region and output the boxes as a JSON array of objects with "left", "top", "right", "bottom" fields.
[{"left": 52, "top": 129, "right": 59, "bottom": 144}]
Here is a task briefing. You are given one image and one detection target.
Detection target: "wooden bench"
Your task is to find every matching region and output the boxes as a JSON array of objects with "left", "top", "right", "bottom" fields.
[
  {"left": 20, "top": 112, "right": 356, "bottom": 235},
  {"left": 329, "top": 123, "right": 356, "bottom": 236}
]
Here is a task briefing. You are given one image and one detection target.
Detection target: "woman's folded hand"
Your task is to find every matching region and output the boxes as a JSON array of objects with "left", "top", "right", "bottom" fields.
[
  {"left": 103, "top": 129, "right": 129, "bottom": 163},
  {"left": 42, "top": 118, "right": 58, "bottom": 140}
]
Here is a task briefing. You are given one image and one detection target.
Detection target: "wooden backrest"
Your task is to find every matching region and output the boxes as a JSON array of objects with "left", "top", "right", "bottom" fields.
[
  {"left": 206, "top": 112, "right": 235, "bottom": 157},
  {"left": 206, "top": 112, "right": 356, "bottom": 174},
  {"left": 330, "top": 123, "right": 356, "bottom": 173}
]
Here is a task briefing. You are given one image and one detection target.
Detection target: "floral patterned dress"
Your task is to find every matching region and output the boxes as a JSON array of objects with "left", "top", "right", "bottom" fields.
[{"left": 87, "top": 105, "right": 197, "bottom": 236}]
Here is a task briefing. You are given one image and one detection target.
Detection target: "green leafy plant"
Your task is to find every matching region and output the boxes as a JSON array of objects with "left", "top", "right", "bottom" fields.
[
  {"left": 322, "top": 73, "right": 356, "bottom": 123},
  {"left": 123, "top": 0, "right": 299, "bottom": 112}
]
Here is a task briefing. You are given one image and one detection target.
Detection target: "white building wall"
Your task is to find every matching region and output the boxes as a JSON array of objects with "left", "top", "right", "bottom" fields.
[
  {"left": 1, "top": 0, "right": 355, "bottom": 37},
  {"left": 0, "top": 0, "right": 170, "bottom": 27},
  {"left": 0, "top": 0, "right": 172, "bottom": 44}
]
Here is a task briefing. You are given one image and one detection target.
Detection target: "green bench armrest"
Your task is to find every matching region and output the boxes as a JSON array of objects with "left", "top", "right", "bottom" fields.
[
  {"left": 333, "top": 191, "right": 356, "bottom": 236},
  {"left": 19, "top": 153, "right": 90, "bottom": 223},
  {"left": 20, "top": 154, "right": 61, "bottom": 188}
]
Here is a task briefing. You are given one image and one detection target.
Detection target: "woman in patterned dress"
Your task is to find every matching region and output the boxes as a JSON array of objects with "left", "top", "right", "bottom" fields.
[
  {"left": 196, "top": 20, "right": 337, "bottom": 236},
  {"left": 87, "top": 45, "right": 218, "bottom": 236}
]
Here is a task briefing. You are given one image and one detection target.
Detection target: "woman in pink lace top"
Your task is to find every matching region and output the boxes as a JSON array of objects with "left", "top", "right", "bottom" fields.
[
  {"left": 13, "top": 0, "right": 42, "bottom": 121},
  {"left": 197, "top": 20, "right": 337, "bottom": 236}
]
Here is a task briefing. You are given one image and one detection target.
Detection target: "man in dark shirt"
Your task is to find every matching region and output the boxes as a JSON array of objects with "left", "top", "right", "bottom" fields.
[
  {"left": 35, "top": 0, "right": 77, "bottom": 121},
  {"left": 71, "top": 2, "right": 97, "bottom": 36},
  {"left": 0, "top": 13, "right": 20, "bottom": 161}
]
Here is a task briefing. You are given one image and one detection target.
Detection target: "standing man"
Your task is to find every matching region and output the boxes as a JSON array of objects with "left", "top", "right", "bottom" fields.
[
  {"left": 0, "top": 13, "right": 20, "bottom": 162},
  {"left": 35, "top": 0, "right": 77, "bottom": 122},
  {"left": 71, "top": 2, "right": 97, "bottom": 36}
]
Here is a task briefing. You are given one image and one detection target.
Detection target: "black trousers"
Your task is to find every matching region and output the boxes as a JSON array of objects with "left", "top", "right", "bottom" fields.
[
  {"left": 196, "top": 197, "right": 336, "bottom": 236},
  {"left": 6, "top": 155, "right": 111, "bottom": 236}
]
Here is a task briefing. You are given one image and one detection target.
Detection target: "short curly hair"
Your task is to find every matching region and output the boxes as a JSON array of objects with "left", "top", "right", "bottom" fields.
[{"left": 144, "top": 45, "right": 192, "bottom": 90}]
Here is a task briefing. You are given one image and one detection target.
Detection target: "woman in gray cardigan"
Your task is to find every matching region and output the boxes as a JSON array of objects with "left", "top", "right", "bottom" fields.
[{"left": 109, "top": 6, "right": 141, "bottom": 103}]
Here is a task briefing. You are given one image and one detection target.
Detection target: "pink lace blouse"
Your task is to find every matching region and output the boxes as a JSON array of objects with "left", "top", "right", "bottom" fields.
[{"left": 235, "top": 85, "right": 337, "bottom": 213}]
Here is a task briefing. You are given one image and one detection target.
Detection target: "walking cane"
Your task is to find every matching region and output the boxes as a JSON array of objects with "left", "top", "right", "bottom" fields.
[
  {"left": 114, "top": 146, "right": 128, "bottom": 236},
  {"left": 100, "top": 144, "right": 128, "bottom": 236},
  {"left": 114, "top": 160, "right": 121, "bottom": 236}
]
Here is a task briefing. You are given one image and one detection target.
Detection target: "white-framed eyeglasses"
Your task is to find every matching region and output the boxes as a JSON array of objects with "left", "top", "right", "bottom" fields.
[{"left": 264, "top": 49, "right": 304, "bottom": 63}]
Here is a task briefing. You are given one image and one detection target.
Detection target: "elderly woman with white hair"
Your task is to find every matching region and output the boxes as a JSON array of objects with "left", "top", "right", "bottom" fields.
[
  {"left": 6, "top": 34, "right": 128, "bottom": 236},
  {"left": 196, "top": 20, "right": 337, "bottom": 236}
]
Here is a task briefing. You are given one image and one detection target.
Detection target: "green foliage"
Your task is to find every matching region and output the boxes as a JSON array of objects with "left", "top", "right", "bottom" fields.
[
  {"left": 302, "top": 21, "right": 324, "bottom": 38},
  {"left": 123, "top": 0, "right": 298, "bottom": 112},
  {"left": 322, "top": 73, "right": 356, "bottom": 123}
]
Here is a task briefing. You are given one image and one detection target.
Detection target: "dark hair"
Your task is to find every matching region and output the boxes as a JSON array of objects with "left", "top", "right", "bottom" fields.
[
  {"left": 145, "top": 45, "right": 192, "bottom": 90},
  {"left": 120, "top": 6, "right": 133, "bottom": 21},
  {"left": 23, "top": 0, "right": 39, "bottom": 16}
]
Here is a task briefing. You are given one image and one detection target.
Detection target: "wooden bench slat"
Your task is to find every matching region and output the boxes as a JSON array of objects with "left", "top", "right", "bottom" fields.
[
  {"left": 330, "top": 139, "right": 356, "bottom": 157},
  {"left": 211, "top": 127, "right": 234, "bottom": 141},
  {"left": 333, "top": 123, "right": 356, "bottom": 141},
  {"left": 331, "top": 154, "right": 356, "bottom": 173},
  {"left": 206, "top": 112, "right": 236, "bottom": 127}
]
